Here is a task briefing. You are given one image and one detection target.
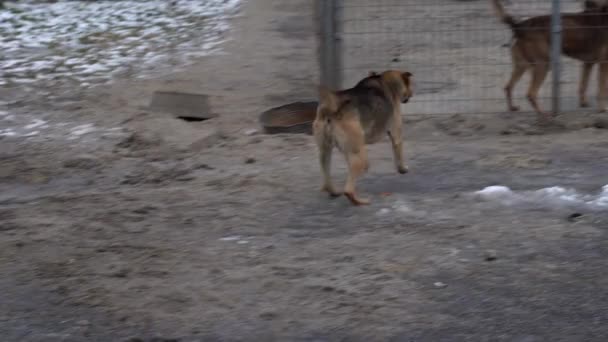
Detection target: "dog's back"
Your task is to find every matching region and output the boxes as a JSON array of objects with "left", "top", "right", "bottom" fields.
[
  {"left": 493, "top": 0, "right": 608, "bottom": 61},
  {"left": 337, "top": 75, "right": 395, "bottom": 141}
]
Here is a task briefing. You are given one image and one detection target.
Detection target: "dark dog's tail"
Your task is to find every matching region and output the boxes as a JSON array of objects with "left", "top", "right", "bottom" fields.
[{"left": 491, "top": 0, "right": 519, "bottom": 31}]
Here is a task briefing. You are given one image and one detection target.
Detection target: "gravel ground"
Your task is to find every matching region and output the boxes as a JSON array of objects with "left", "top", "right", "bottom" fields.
[{"left": 1, "top": 0, "right": 608, "bottom": 341}]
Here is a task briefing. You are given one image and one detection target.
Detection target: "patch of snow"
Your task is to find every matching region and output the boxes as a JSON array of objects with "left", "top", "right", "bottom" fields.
[
  {"left": 392, "top": 200, "right": 412, "bottom": 214},
  {"left": 475, "top": 185, "right": 512, "bottom": 197},
  {"left": 475, "top": 184, "right": 608, "bottom": 210},
  {"left": 377, "top": 208, "right": 391, "bottom": 216},
  {"left": 244, "top": 129, "right": 258, "bottom": 136},
  {"left": 23, "top": 130, "right": 40, "bottom": 137},
  {"left": 24, "top": 119, "right": 47, "bottom": 130},
  {"left": 70, "top": 124, "right": 96, "bottom": 136},
  {"left": 590, "top": 185, "right": 608, "bottom": 208},
  {"left": 433, "top": 282, "right": 447, "bottom": 288},
  {"left": 0, "top": 129, "right": 17, "bottom": 137},
  {"left": 219, "top": 235, "right": 250, "bottom": 245},
  {"left": 475, "top": 185, "right": 519, "bottom": 205},
  {"left": 219, "top": 235, "right": 241, "bottom": 242},
  {"left": 0, "top": 113, "right": 126, "bottom": 142}
]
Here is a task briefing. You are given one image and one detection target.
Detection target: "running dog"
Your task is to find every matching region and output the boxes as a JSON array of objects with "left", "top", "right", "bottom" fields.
[
  {"left": 492, "top": 0, "right": 608, "bottom": 121},
  {"left": 313, "top": 70, "right": 413, "bottom": 206}
]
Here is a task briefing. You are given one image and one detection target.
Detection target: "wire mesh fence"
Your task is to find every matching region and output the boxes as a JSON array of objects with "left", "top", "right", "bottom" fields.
[{"left": 327, "top": 0, "right": 590, "bottom": 115}]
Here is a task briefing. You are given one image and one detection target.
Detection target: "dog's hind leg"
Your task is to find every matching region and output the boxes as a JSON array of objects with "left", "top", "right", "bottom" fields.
[
  {"left": 597, "top": 61, "right": 608, "bottom": 113},
  {"left": 387, "top": 111, "right": 408, "bottom": 174},
  {"left": 505, "top": 46, "right": 527, "bottom": 112},
  {"left": 344, "top": 148, "right": 369, "bottom": 206},
  {"left": 579, "top": 62, "right": 594, "bottom": 108},
  {"left": 336, "top": 120, "right": 369, "bottom": 206},
  {"left": 314, "top": 120, "right": 342, "bottom": 197},
  {"left": 527, "top": 62, "right": 550, "bottom": 121}
]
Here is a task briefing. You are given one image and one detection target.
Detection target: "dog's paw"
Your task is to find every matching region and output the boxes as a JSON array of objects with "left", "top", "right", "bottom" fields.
[
  {"left": 328, "top": 191, "right": 343, "bottom": 198},
  {"left": 580, "top": 101, "right": 590, "bottom": 108},
  {"left": 535, "top": 115, "right": 558, "bottom": 127},
  {"left": 321, "top": 185, "right": 342, "bottom": 198},
  {"left": 397, "top": 165, "right": 409, "bottom": 174},
  {"left": 344, "top": 192, "right": 370, "bottom": 206},
  {"left": 509, "top": 106, "right": 520, "bottom": 112}
]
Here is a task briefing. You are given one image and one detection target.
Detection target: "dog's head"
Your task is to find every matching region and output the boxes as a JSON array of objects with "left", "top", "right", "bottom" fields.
[
  {"left": 399, "top": 71, "right": 414, "bottom": 103},
  {"left": 370, "top": 70, "right": 414, "bottom": 103}
]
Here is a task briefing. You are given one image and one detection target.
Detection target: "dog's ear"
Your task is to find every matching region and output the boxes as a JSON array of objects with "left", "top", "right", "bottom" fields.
[
  {"left": 368, "top": 71, "right": 378, "bottom": 77},
  {"left": 401, "top": 71, "right": 413, "bottom": 88}
]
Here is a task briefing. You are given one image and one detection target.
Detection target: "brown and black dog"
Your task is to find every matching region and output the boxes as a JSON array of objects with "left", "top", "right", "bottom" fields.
[
  {"left": 313, "top": 70, "right": 413, "bottom": 206},
  {"left": 492, "top": 0, "right": 608, "bottom": 120}
]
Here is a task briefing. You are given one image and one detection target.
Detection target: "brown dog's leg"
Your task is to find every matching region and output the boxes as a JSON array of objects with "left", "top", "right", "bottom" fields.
[
  {"left": 527, "top": 63, "right": 551, "bottom": 121},
  {"left": 313, "top": 120, "right": 341, "bottom": 197},
  {"left": 597, "top": 62, "right": 608, "bottom": 113},
  {"left": 387, "top": 112, "right": 408, "bottom": 174},
  {"left": 336, "top": 120, "right": 369, "bottom": 206},
  {"left": 505, "top": 46, "right": 528, "bottom": 112},
  {"left": 505, "top": 64, "right": 527, "bottom": 112},
  {"left": 580, "top": 62, "right": 594, "bottom": 108},
  {"left": 319, "top": 143, "right": 342, "bottom": 198},
  {"left": 344, "top": 149, "right": 370, "bottom": 206}
]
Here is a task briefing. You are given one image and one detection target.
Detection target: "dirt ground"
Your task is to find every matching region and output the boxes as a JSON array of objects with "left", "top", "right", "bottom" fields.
[{"left": 1, "top": 0, "right": 608, "bottom": 341}]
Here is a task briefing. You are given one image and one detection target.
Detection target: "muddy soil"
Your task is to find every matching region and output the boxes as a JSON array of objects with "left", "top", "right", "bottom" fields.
[{"left": 1, "top": 0, "right": 608, "bottom": 341}]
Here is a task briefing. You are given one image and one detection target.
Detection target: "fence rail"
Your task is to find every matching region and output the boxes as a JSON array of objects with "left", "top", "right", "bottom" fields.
[{"left": 318, "top": 0, "right": 596, "bottom": 116}]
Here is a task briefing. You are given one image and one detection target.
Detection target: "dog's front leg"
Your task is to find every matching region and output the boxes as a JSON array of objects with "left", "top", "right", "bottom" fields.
[
  {"left": 387, "top": 111, "right": 408, "bottom": 174},
  {"left": 527, "top": 63, "right": 551, "bottom": 122}
]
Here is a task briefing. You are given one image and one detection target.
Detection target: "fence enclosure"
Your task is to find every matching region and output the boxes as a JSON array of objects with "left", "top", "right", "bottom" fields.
[{"left": 318, "top": 0, "right": 589, "bottom": 116}]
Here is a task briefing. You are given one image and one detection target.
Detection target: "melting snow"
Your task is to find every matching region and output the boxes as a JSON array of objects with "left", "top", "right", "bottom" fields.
[
  {"left": 0, "top": 129, "right": 17, "bottom": 137},
  {"left": 219, "top": 235, "right": 241, "bottom": 242},
  {"left": 376, "top": 199, "right": 415, "bottom": 216},
  {"left": 219, "top": 235, "right": 250, "bottom": 245},
  {"left": 475, "top": 185, "right": 608, "bottom": 210},
  {"left": 1, "top": 0, "right": 241, "bottom": 86},
  {"left": 24, "top": 119, "right": 48, "bottom": 130},
  {"left": 70, "top": 124, "right": 96, "bottom": 137},
  {"left": 0, "top": 112, "right": 125, "bottom": 142}
]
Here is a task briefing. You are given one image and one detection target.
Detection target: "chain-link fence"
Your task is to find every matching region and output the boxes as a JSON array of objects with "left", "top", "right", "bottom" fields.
[{"left": 319, "top": 0, "right": 591, "bottom": 115}]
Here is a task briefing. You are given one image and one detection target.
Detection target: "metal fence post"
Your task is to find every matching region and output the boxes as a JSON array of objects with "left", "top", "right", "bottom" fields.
[
  {"left": 317, "top": 0, "right": 342, "bottom": 90},
  {"left": 551, "top": 0, "right": 562, "bottom": 115}
]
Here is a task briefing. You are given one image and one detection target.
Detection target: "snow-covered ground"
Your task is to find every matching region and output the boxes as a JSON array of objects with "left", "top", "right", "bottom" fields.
[
  {"left": 0, "top": 0, "right": 240, "bottom": 86},
  {"left": 0, "top": 101, "right": 126, "bottom": 142}
]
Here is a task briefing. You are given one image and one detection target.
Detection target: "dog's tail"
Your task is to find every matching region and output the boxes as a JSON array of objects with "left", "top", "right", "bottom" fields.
[
  {"left": 318, "top": 86, "right": 350, "bottom": 120},
  {"left": 491, "top": 0, "right": 519, "bottom": 31}
]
